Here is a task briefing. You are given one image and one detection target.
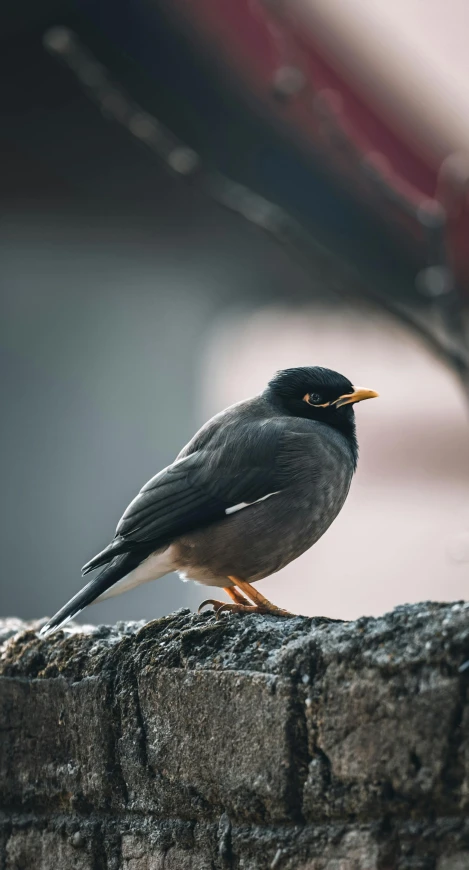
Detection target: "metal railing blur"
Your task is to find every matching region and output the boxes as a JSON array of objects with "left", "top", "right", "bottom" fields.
[{"left": 43, "top": 26, "right": 469, "bottom": 401}]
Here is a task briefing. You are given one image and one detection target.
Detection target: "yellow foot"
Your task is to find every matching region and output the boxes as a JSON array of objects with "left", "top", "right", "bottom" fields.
[
  {"left": 198, "top": 599, "right": 257, "bottom": 617},
  {"left": 198, "top": 578, "right": 296, "bottom": 619},
  {"left": 197, "top": 584, "right": 252, "bottom": 615},
  {"left": 198, "top": 599, "right": 294, "bottom": 619},
  {"left": 198, "top": 598, "right": 226, "bottom": 614}
]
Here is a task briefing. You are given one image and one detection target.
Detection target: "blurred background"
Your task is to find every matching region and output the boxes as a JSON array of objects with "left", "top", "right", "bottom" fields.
[{"left": 1, "top": 0, "right": 469, "bottom": 625}]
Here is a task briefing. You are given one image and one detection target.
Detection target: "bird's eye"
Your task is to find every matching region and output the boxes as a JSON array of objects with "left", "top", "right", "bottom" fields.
[{"left": 309, "top": 393, "right": 323, "bottom": 404}]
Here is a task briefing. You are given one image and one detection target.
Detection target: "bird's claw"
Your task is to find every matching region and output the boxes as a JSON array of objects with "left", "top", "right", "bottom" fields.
[
  {"left": 198, "top": 599, "right": 257, "bottom": 617},
  {"left": 198, "top": 599, "right": 295, "bottom": 619},
  {"left": 198, "top": 599, "right": 225, "bottom": 614}
]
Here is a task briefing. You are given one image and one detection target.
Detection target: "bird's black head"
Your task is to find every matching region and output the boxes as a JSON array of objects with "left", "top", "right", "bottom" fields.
[{"left": 266, "top": 366, "right": 378, "bottom": 458}]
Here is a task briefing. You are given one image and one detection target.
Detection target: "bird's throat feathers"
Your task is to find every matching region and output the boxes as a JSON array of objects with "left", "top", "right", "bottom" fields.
[
  {"left": 265, "top": 386, "right": 358, "bottom": 469},
  {"left": 312, "top": 408, "right": 358, "bottom": 470},
  {"left": 334, "top": 411, "right": 358, "bottom": 470}
]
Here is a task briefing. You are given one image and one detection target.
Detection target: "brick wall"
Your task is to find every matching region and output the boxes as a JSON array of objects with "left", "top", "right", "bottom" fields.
[{"left": 1, "top": 603, "right": 469, "bottom": 868}]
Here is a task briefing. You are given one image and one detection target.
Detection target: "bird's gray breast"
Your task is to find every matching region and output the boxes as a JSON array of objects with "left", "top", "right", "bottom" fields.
[
  {"left": 174, "top": 425, "right": 354, "bottom": 584},
  {"left": 253, "top": 429, "right": 353, "bottom": 577}
]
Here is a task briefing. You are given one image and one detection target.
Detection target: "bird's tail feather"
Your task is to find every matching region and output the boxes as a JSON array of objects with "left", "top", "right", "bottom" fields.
[
  {"left": 81, "top": 539, "right": 125, "bottom": 575},
  {"left": 40, "top": 552, "right": 141, "bottom": 637}
]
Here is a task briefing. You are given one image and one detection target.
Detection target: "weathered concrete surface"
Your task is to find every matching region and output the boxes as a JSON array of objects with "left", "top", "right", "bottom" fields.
[{"left": 1, "top": 602, "right": 469, "bottom": 869}]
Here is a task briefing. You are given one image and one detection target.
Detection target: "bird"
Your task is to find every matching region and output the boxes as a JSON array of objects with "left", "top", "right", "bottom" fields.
[{"left": 40, "top": 366, "right": 378, "bottom": 635}]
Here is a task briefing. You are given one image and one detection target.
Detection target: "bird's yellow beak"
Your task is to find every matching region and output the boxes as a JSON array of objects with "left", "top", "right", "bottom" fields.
[{"left": 335, "top": 387, "right": 379, "bottom": 408}]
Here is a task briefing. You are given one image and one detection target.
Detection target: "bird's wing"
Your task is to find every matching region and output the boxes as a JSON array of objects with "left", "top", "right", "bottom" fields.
[
  {"left": 114, "top": 452, "right": 231, "bottom": 544},
  {"left": 117, "top": 421, "right": 319, "bottom": 543},
  {"left": 116, "top": 427, "right": 283, "bottom": 543}
]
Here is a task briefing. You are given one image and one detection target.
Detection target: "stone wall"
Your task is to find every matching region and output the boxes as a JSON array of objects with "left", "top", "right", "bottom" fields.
[{"left": 1, "top": 602, "right": 469, "bottom": 869}]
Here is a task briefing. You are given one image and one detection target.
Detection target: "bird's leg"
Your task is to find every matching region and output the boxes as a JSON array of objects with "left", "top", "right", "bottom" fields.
[
  {"left": 231, "top": 578, "right": 286, "bottom": 611},
  {"left": 199, "top": 578, "right": 294, "bottom": 618},
  {"left": 198, "top": 585, "right": 253, "bottom": 615},
  {"left": 226, "top": 586, "right": 252, "bottom": 606},
  {"left": 214, "top": 576, "right": 294, "bottom": 617}
]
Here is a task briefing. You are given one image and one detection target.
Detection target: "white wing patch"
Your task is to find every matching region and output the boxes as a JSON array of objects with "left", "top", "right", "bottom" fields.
[{"left": 225, "top": 491, "right": 281, "bottom": 515}]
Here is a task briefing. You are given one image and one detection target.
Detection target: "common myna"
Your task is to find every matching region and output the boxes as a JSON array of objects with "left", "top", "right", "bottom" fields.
[{"left": 41, "top": 366, "right": 377, "bottom": 633}]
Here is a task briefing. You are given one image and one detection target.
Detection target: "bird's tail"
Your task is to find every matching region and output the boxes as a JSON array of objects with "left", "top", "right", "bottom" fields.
[{"left": 39, "top": 551, "right": 141, "bottom": 637}]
